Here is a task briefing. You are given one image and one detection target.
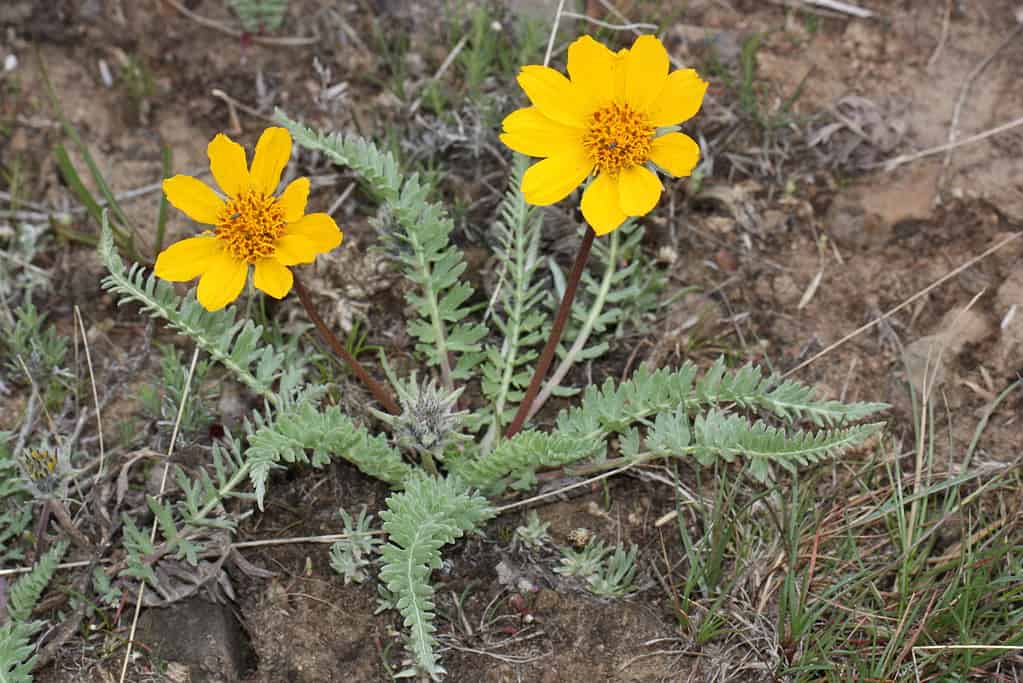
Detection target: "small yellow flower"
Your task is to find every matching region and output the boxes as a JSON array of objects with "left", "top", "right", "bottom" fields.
[
  {"left": 17, "top": 448, "right": 64, "bottom": 497},
  {"left": 500, "top": 35, "right": 707, "bottom": 235},
  {"left": 155, "top": 127, "right": 343, "bottom": 311}
]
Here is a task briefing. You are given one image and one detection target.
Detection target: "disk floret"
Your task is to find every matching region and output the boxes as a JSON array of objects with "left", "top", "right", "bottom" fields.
[
  {"left": 214, "top": 190, "right": 287, "bottom": 263},
  {"left": 583, "top": 103, "right": 654, "bottom": 177}
]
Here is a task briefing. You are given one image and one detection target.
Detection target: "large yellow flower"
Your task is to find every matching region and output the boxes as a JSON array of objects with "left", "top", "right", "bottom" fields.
[
  {"left": 155, "top": 127, "right": 343, "bottom": 311},
  {"left": 500, "top": 35, "right": 707, "bottom": 235}
]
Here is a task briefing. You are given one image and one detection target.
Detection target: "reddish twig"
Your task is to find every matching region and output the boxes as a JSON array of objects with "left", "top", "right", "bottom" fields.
[
  {"left": 505, "top": 228, "right": 596, "bottom": 438},
  {"left": 293, "top": 276, "right": 400, "bottom": 415}
]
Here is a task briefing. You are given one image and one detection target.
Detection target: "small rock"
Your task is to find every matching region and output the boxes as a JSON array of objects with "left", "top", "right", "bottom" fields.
[
  {"left": 137, "top": 597, "right": 255, "bottom": 683},
  {"left": 533, "top": 588, "right": 560, "bottom": 613},
  {"left": 863, "top": 165, "right": 939, "bottom": 226},
  {"left": 773, "top": 273, "right": 802, "bottom": 306},
  {"left": 656, "top": 245, "right": 678, "bottom": 266},
  {"left": 902, "top": 334, "right": 950, "bottom": 395},
  {"left": 902, "top": 307, "right": 993, "bottom": 394},
  {"left": 827, "top": 191, "right": 891, "bottom": 248},
  {"left": 935, "top": 307, "right": 991, "bottom": 348},
  {"left": 827, "top": 165, "right": 939, "bottom": 249}
]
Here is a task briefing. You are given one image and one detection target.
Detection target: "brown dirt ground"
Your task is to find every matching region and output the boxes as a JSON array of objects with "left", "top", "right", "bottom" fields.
[{"left": 3, "top": 0, "right": 1023, "bottom": 681}]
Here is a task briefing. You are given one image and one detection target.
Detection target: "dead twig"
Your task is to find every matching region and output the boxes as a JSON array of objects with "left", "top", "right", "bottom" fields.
[
  {"left": 798, "top": 0, "right": 874, "bottom": 18},
  {"left": 543, "top": 0, "right": 568, "bottom": 67},
  {"left": 940, "top": 25, "right": 1023, "bottom": 186},
  {"left": 875, "top": 114, "right": 1023, "bottom": 172},
  {"left": 765, "top": 0, "right": 872, "bottom": 20},
  {"left": 211, "top": 89, "right": 276, "bottom": 128},
  {"left": 73, "top": 307, "right": 104, "bottom": 479},
  {"left": 119, "top": 347, "right": 200, "bottom": 683},
  {"left": 409, "top": 35, "right": 468, "bottom": 115},
  {"left": 561, "top": 11, "right": 657, "bottom": 32},
  {"left": 926, "top": 0, "right": 954, "bottom": 70}
]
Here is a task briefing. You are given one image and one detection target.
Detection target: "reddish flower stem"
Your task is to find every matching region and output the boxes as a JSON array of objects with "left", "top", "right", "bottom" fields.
[
  {"left": 504, "top": 227, "right": 595, "bottom": 439},
  {"left": 293, "top": 276, "right": 400, "bottom": 415}
]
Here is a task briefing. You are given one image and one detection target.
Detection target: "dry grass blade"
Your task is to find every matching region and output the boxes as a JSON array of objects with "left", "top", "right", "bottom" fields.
[
  {"left": 73, "top": 306, "right": 104, "bottom": 478},
  {"left": 118, "top": 346, "right": 201, "bottom": 683},
  {"left": 878, "top": 114, "right": 1023, "bottom": 172},
  {"left": 543, "top": 0, "right": 568, "bottom": 68}
]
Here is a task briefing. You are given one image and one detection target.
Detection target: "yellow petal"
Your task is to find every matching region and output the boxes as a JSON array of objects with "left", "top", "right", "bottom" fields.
[
  {"left": 517, "top": 65, "right": 591, "bottom": 128},
  {"left": 612, "top": 49, "right": 629, "bottom": 103},
  {"left": 163, "top": 175, "right": 225, "bottom": 225},
  {"left": 648, "top": 69, "right": 708, "bottom": 127},
  {"left": 208, "top": 133, "right": 250, "bottom": 198},
  {"left": 285, "top": 213, "right": 343, "bottom": 254},
  {"left": 196, "top": 251, "right": 248, "bottom": 311},
  {"left": 500, "top": 107, "right": 584, "bottom": 158},
  {"left": 618, "top": 165, "right": 663, "bottom": 216},
  {"left": 278, "top": 177, "right": 310, "bottom": 223},
  {"left": 253, "top": 258, "right": 294, "bottom": 299},
  {"left": 649, "top": 133, "right": 701, "bottom": 177},
  {"left": 580, "top": 173, "right": 627, "bottom": 235},
  {"left": 520, "top": 149, "right": 593, "bottom": 206},
  {"left": 154, "top": 235, "right": 222, "bottom": 282},
  {"left": 566, "top": 36, "right": 615, "bottom": 111},
  {"left": 274, "top": 234, "right": 318, "bottom": 266},
  {"left": 249, "top": 127, "right": 292, "bottom": 196},
  {"left": 625, "top": 35, "right": 669, "bottom": 113}
]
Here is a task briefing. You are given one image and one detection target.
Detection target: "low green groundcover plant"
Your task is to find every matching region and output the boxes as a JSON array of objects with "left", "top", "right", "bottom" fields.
[{"left": 1, "top": 32, "right": 885, "bottom": 681}]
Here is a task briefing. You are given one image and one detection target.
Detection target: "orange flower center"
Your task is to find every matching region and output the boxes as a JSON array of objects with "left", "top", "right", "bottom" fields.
[
  {"left": 214, "top": 189, "right": 286, "bottom": 263},
  {"left": 582, "top": 103, "right": 655, "bottom": 177}
]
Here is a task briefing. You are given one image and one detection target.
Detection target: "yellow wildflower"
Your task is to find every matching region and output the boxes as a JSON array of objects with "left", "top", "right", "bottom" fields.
[
  {"left": 17, "top": 448, "right": 64, "bottom": 497},
  {"left": 500, "top": 35, "right": 707, "bottom": 235},
  {"left": 155, "top": 127, "right": 343, "bottom": 311}
]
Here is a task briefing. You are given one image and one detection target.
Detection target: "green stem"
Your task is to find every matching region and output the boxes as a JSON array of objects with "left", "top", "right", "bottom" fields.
[
  {"left": 504, "top": 228, "right": 595, "bottom": 439},
  {"left": 194, "top": 462, "right": 251, "bottom": 522},
  {"left": 419, "top": 248, "right": 455, "bottom": 393},
  {"left": 483, "top": 204, "right": 540, "bottom": 452},
  {"left": 420, "top": 450, "right": 439, "bottom": 477}
]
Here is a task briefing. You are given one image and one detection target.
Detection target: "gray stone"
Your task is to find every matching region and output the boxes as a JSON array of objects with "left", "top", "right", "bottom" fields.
[{"left": 137, "top": 597, "right": 255, "bottom": 683}]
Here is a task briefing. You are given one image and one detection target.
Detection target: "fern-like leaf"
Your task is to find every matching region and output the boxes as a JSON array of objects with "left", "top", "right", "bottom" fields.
[
  {"left": 0, "top": 620, "right": 37, "bottom": 683},
  {"left": 696, "top": 412, "right": 884, "bottom": 477},
  {"left": 244, "top": 391, "right": 413, "bottom": 508},
  {"left": 0, "top": 434, "right": 31, "bottom": 564},
  {"left": 761, "top": 377, "right": 889, "bottom": 427},
  {"left": 378, "top": 474, "right": 493, "bottom": 679},
  {"left": 647, "top": 408, "right": 884, "bottom": 481},
  {"left": 449, "top": 431, "right": 601, "bottom": 495},
  {"left": 98, "top": 218, "right": 294, "bottom": 405},
  {"left": 478, "top": 155, "right": 547, "bottom": 437},
  {"left": 556, "top": 360, "right": 888, "bottom": 441},
  {"left": 0, "top": 541, "right": 68, "bottom": 682},
  {"left": 228, "top": 0, "right": 288, "bottom": 32},
  {"left": 278, "top": 112, "right": 486, "bottom": 389}
]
